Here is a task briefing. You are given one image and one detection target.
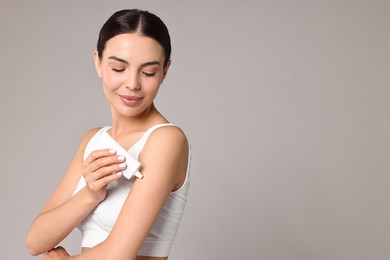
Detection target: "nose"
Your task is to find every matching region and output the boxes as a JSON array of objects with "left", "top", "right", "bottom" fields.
[{"left": 125, "top": 72, "right": 141, "bottom": 91}]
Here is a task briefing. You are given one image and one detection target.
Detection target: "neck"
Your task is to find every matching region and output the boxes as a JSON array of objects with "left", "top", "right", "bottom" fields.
[{"left": 109, "top": 103, "right": 164, "bottom": 137}]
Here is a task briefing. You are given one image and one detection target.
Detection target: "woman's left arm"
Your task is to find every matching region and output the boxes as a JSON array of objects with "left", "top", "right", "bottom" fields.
[{"left": 47, "top": 126, "right": 189, "bottom": 260}]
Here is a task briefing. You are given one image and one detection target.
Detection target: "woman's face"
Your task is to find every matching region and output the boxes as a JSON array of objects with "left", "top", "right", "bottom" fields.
[{"left": 94, "top": 33, "right": 169, "bottom": 118}]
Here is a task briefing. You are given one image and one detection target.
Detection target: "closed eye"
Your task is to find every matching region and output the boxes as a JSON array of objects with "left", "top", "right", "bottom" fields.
[
  {"left": 142, "top": 72, "right": 155, "bottom": 77},
  {"left": 112, "top": 68, "right": 125, "bottom": 72}
]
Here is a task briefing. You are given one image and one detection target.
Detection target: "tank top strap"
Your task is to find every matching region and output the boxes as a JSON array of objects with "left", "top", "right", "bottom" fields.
[{"left": 131, "top": 123, "right": 175, "bottom": 159}]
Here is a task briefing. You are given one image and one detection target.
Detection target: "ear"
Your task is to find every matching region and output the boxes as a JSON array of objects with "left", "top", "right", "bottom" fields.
[
  {"left": 93, "top": 50, "right": 103, "bottom": 78},
  {"left": 161, "top": 60, "right": 171, "bottom": 83}
]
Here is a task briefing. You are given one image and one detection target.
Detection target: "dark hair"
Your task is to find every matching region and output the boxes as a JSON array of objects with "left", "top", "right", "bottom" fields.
[{"left": 97, "top": 9, "right": 171, "bottom": 67}]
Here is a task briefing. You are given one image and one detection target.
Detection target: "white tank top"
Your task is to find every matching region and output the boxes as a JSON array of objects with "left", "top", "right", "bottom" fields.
[{"left": 72, "top": 124, "right": 190, "bottom": 256}]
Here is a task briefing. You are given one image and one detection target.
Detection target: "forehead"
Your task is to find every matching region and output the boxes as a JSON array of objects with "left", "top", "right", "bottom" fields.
[{"left": 103, "top": 33, "right": 164, "bottom": 63}]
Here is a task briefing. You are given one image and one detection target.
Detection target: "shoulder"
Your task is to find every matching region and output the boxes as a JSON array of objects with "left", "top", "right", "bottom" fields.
[
  {"left": 139, "top": 125, "right": 189, "bottom": 172},
  {"left": 136, "top": 125, "right": 189, "bottom": 190},
  {"left": 75, "top": 127, "right": 104, "bottom": 156},
  {"left": 81, "top": 127, "right": 103, "bottom": 145},
  {"left": 84, "top": 127, "right": 103, "bottom": 139},
  {"left": 146, "top": 125, "right": 188, "bottom": 153}
]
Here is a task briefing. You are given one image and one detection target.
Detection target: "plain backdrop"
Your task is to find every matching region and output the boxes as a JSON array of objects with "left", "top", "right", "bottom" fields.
[{"left": 0, "top": 0, "right": 389, "bottom": 259}]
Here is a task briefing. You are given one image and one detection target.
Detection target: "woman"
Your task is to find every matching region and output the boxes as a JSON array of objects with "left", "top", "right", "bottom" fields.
[{"left": 26, "top": 9, "right": 190, "bottom": 260}]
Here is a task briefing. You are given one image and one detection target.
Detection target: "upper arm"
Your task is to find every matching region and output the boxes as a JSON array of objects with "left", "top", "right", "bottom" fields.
[
  {"left": 101, "top": 126, "right": 189, "bottom": 258},
  {"left": 38, "top": 128, "right": 100, "bottom": 215}
]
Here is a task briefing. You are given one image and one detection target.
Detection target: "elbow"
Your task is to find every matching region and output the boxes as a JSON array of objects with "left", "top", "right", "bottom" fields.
[
  {"left": 25, "top": 234, "right": 44, "bottom": 256},
  {"left": 27, "top": 249, "right": 41, "bottom": 257},
  {"left": 25, "top": 242, "right": 40, "bottom": 256}
]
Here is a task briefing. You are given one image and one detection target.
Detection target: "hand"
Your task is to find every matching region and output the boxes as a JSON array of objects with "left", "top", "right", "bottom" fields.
[
  {"left": 82, "top": 149, "right": 127, "bottom": 202},
  {"left": 42, "top": 246, "right": 69, "bottom": 259}
]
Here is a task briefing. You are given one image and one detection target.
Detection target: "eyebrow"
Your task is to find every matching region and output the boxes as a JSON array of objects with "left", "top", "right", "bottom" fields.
[{"left": 108, "top": 56, "right": 161, "bottom": 68}]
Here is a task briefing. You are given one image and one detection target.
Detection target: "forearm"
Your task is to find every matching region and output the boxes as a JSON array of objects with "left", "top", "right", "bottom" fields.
[
  {"left": 26, "top": 188, "right": 99, "bottom": 256},
  {"left": 64, "top": 243, "right": 137, "bottom": 260}
]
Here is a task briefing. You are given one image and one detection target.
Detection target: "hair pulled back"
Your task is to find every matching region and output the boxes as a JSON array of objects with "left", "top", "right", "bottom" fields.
[{"left": 97, "top": 9, "right": 171, "bottom": 67}]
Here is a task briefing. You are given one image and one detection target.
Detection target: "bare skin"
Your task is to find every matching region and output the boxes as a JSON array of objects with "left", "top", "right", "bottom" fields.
[
  {"left": 26, "top": 33, "right": 188, "bottom": 260},
  {"left": 82, "top": 248, "right": 168, "bottom": 260}
]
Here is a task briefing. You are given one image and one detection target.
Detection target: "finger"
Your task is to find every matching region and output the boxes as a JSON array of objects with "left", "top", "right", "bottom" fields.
[
  {"left": 83, "top": 149, "right": 117, "bottom": 166},
  {"left": 86, "top": 154, "right": 126, "bottom": 174},
  {"left": 90, "top": 171, "right": 123, "bottom": 190},
  {"left": 84, "top": 162, "right": 127, "bottom": 183}
]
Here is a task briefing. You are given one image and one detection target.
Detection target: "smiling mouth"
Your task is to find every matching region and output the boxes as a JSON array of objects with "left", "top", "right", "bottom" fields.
[{"left": 117, "top": 94, "right": 143, "bottom": 106}]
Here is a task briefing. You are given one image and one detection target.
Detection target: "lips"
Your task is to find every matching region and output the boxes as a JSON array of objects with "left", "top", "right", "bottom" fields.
[{"left": 117, "top": 94, "right": 143, "bottom": 107}]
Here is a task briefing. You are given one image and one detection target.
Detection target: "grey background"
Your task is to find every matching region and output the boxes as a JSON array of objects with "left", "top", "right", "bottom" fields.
[{"left": 0, "top": 0, "right": 389, "bottom": 259}]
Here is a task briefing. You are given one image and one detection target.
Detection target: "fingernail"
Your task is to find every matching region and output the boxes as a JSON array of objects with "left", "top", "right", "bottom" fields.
[
  {"left": 119, "top": 163, "right": 127, "bottom": 169},
  {"left": 116, "top": 171, "right": 123, "bottom": 177},
  {"left": 109, "top": 149, "right": 116, "bottom": 154},
  {"left": 117, "top": 155, "right": 125, "bottom": 161}
]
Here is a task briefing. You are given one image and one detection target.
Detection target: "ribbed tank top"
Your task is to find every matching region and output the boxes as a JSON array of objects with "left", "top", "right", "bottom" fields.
[{"left": 72, "top": 123, "right": 190, "bottom": 256}]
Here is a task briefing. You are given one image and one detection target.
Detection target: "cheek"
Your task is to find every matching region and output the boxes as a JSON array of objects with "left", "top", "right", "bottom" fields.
[
  {"left": 142, "top": 78, "right": 161, "bottom": 94},
  {"left": 143, "top": 72, "right": 164, "bottom": 90},
  {"left": 103, "top": 72, "right": 123, "bottom": 91}
]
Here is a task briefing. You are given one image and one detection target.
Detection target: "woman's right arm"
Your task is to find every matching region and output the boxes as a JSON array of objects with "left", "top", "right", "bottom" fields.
[{"left": 25, "top": 128, "right": 124, "bottom": 256}]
